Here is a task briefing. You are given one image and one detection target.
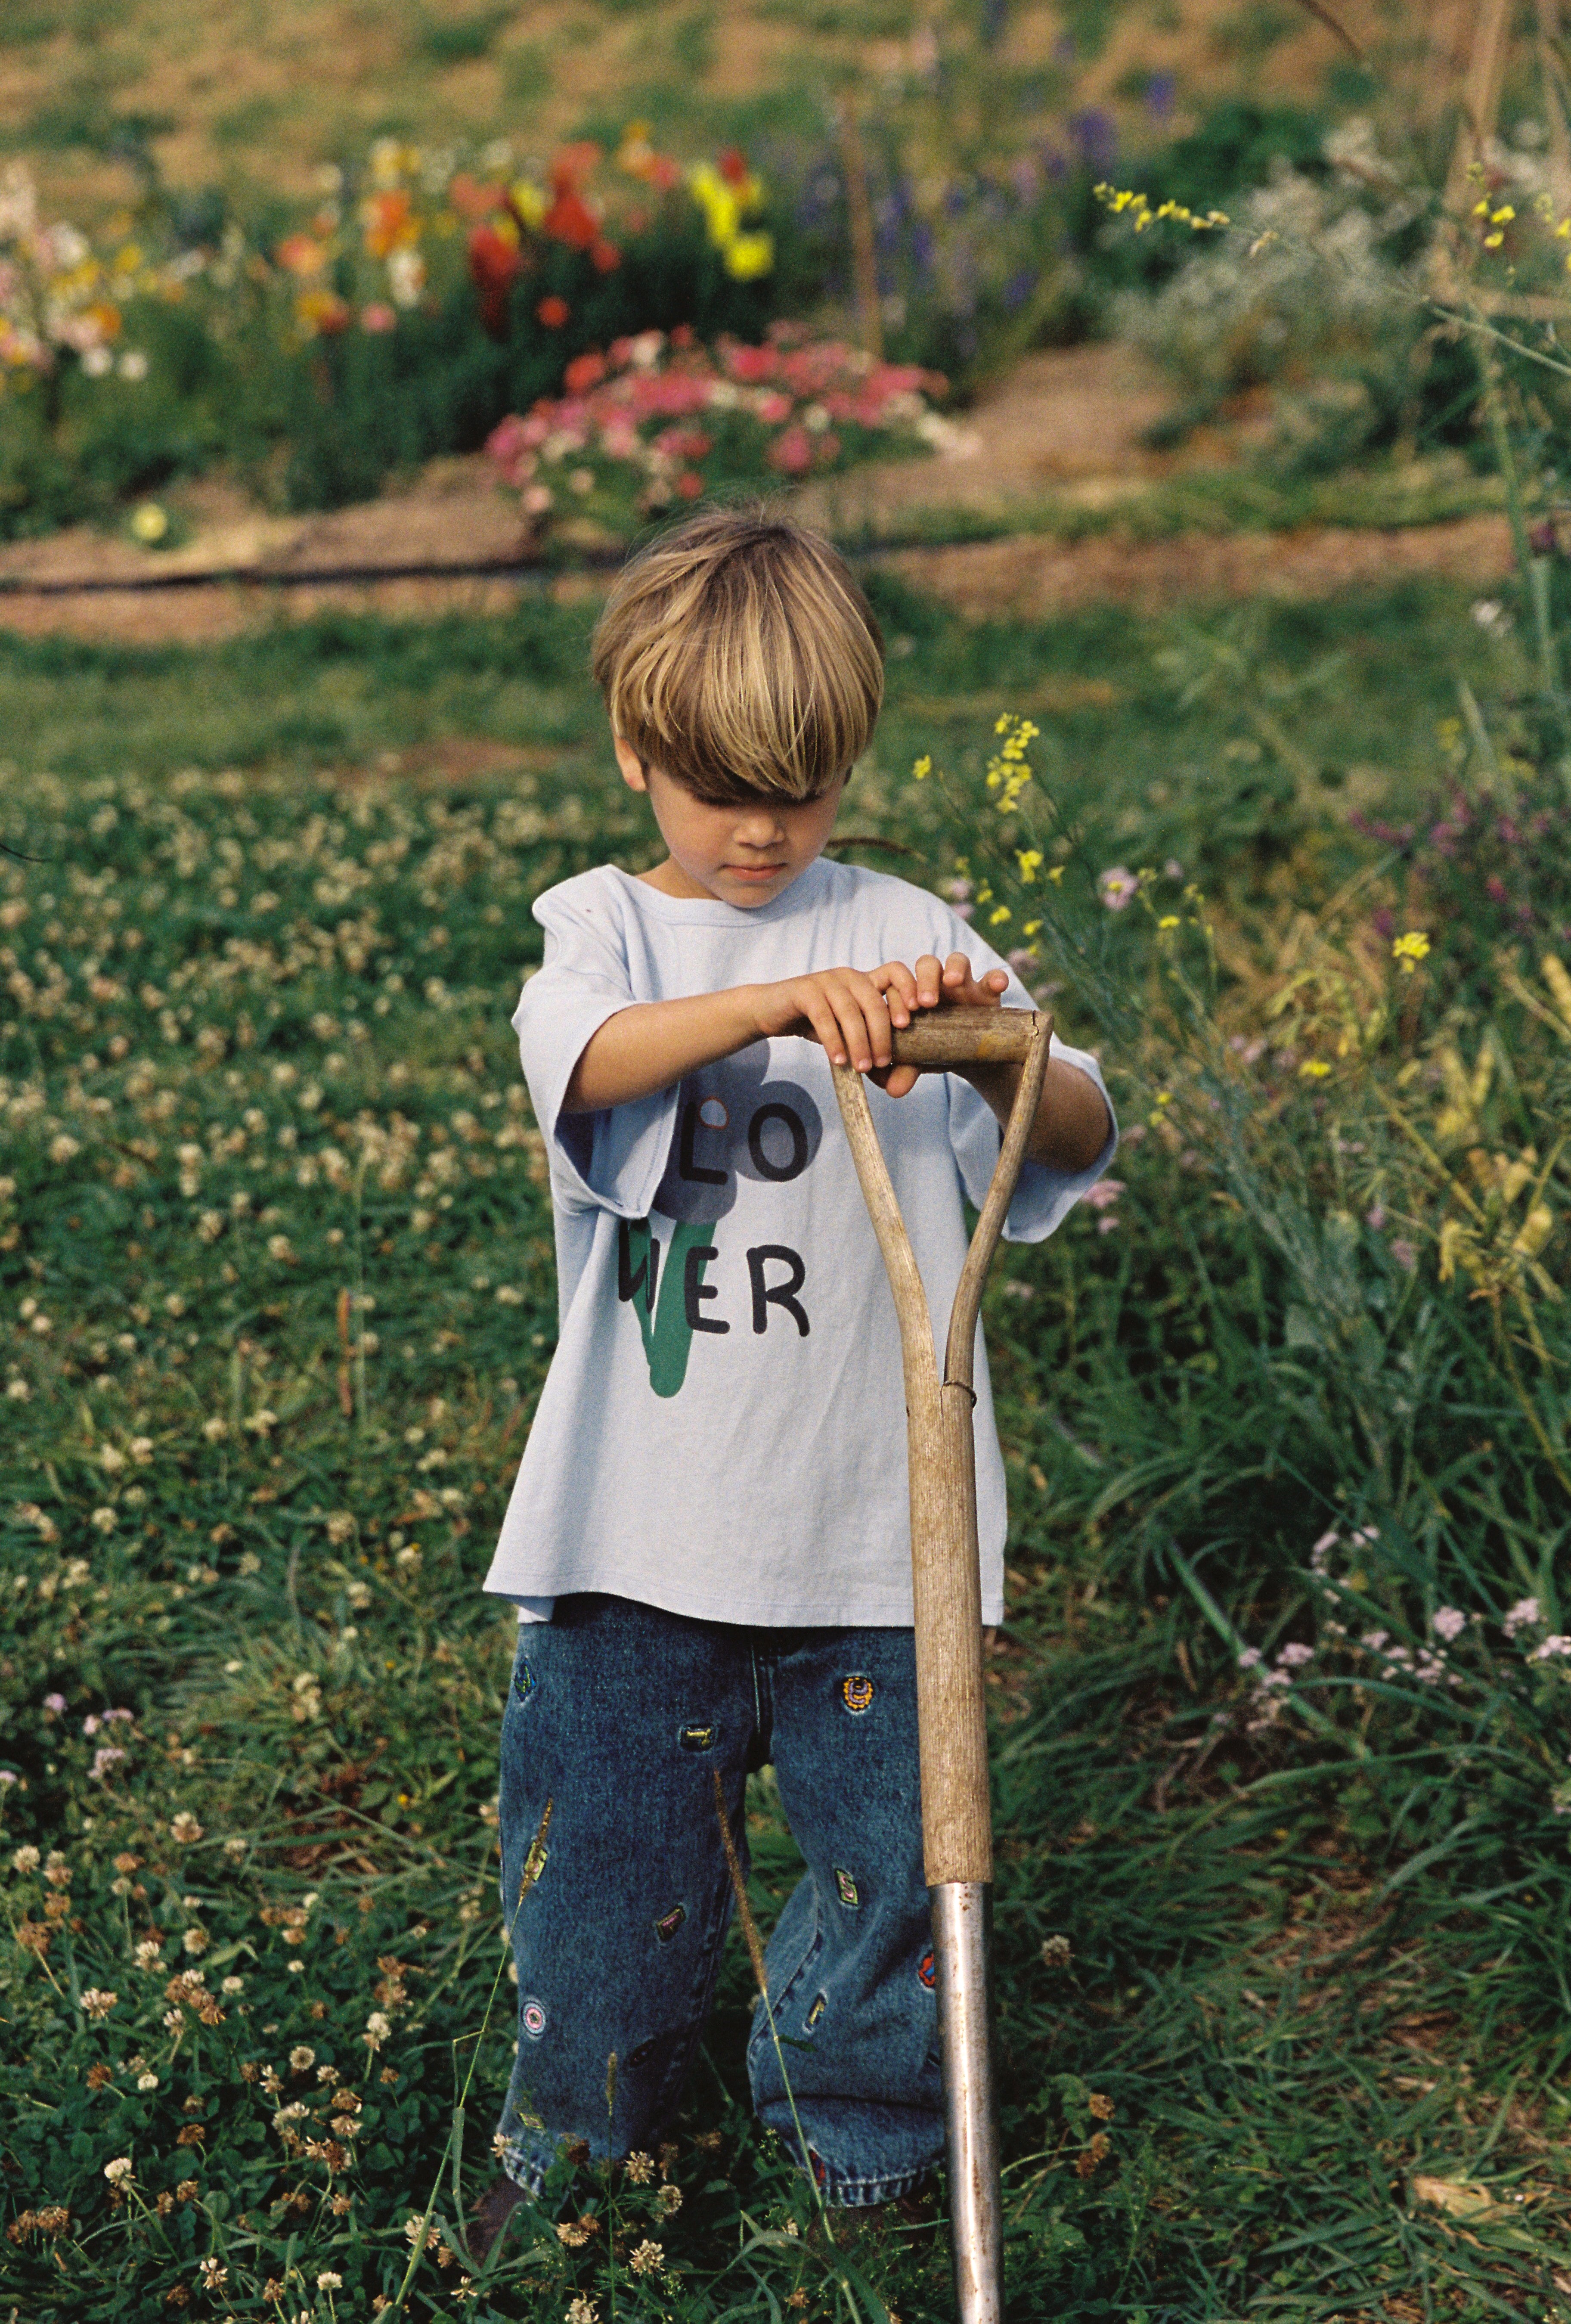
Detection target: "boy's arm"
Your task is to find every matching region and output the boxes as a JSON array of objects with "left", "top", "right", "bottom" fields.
[
  {"left": 562, "top": 967, "right": 931, "bottom": 1113},
  {"left": 564, "top": 953, "right": 1112, "bottom": 1176}
]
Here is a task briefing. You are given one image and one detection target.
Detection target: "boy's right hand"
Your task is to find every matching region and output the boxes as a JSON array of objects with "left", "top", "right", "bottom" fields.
[{"left": 754, "top": 953, "right": 1008, "bottom": 1096}]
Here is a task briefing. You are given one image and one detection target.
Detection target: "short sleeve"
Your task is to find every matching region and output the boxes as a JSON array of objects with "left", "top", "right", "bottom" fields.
[
  {"left": 512, "top": 885, "right": 678, "bottom": 1219},
  {"left": 937, "top": 910, "right": 1118, "bottom": 1244}
]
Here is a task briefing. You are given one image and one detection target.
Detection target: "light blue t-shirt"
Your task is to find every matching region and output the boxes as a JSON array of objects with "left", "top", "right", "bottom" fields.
[{"left": 481, "top": 855, "right": 1116, "bottom": 1628}]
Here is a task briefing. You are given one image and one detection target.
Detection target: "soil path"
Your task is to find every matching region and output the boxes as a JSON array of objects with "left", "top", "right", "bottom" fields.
[{"left": 0, "top": 345, "right": 1512, "bottom": 643}]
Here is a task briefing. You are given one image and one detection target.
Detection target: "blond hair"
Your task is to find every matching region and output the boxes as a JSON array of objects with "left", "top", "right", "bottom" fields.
[{"left": 589, "top": 503, "right": 884, "bottom": 803}]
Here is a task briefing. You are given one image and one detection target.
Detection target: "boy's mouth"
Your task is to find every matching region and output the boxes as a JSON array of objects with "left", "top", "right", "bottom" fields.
[{"left": 724, "top": 861, "right": 787, "bottom": 881}]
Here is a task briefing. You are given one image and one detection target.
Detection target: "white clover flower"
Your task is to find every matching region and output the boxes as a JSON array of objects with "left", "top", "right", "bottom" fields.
[
  {"left": 136, "top": 2072, "right": 158, "bottom": 2091},
  {"left": 103, "top": 2156, "right": 133, "bottom": 2184},
  {"left": 1431, "top": 1607, "right": 1467, "bottom": 1642},
  {"left": 11, "top": 1845, "right": 40, "bottom": 1873}
]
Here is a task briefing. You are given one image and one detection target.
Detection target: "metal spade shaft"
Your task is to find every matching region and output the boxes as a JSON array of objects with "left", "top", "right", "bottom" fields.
[{"left": 830, "top": 1006, "right": 1052, "bottom": 2324}]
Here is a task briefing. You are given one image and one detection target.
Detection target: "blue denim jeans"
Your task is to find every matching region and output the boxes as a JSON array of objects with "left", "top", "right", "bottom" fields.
[{"left": 493, "top": 1593, "right": 943, "bottom": 2206}]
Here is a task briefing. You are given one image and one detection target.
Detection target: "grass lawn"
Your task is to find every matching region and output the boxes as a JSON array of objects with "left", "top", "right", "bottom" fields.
[{"left": 1, "top": 574, "right": 1568, "bottom": 2321}]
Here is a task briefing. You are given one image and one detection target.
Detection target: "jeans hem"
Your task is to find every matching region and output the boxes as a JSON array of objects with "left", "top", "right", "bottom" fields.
[
  {"left": 809, "top": 2154, "right": 938, "bottom": 2207},
  {"left": 496, "top": 2138, "right": 550, "bottom": 2200}
]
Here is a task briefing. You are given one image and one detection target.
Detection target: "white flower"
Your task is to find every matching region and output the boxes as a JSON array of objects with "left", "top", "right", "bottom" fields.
[
  {"left": 1504, "top": 1597, "right": 1542, "bottom": 1638},
  {"left": 81, "top": 1986, "right": 117, "bottom": 2019},
  {"left": 1533, "top": 1635, "right": 1571, "bottom": 1660},
  {"left": 103, "top": 2156, "right": 134, "bottom": 2184},
  {"left": 628, "top": 2238, "right": 664, "bottom": 2275},
  {"left": 1431, "top": 1606, "right": 1467, "bottom": 1641},
  {"left": 137, "top": 2071, "right": 158, "bottom": 2091},
  {"left": 90, "top": 1507, "right": 117, "bottom": 1533},
  {"left": 11, "top": 1845, "right": 40, "bottom": 1873}
]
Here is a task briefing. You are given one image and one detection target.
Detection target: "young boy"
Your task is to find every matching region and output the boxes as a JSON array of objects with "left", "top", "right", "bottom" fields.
[{"left": 471, "top": 505, "right": 1115, "bottom": 2256}]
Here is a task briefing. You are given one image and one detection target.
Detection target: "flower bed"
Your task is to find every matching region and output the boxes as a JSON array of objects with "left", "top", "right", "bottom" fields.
[
  {"left": 484, "top": 321, "right": 953, "bottom": 533},
  {"left": 0, "top": 129, "right": 796, "bottom": 535}
]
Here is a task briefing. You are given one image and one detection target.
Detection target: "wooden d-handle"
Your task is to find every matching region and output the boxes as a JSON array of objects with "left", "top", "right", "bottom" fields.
[{"left": 887, "top": 1004, "right": 1042, "bottom": 1067}]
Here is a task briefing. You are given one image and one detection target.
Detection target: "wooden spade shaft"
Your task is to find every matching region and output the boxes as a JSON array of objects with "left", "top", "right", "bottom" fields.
[
  {"left": 830, "top": 1007, "right": 1053, "bottom": 1883},
  {"left": 830, "top": 1007, "right": 1053, "bottom": 2324}
]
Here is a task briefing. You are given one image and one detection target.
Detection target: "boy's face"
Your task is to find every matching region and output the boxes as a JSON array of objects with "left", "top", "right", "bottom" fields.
[{"left": 615, "top": 735, "right": 844, "bottom": 911}]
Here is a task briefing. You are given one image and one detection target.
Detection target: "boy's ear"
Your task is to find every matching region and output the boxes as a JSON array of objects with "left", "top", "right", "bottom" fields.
[{"left": 613, "top": 735, "right": 649, "bottom": 794}]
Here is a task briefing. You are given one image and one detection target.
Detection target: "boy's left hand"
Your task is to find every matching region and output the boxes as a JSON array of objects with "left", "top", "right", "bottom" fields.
[{"left": 866, "top": 952, "right": 1008, "bottom": 1099}]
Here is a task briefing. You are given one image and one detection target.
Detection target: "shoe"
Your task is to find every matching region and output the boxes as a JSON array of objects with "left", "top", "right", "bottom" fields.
[{"left": 465, "top": 2175, "right": 529, "bottom": 2268}]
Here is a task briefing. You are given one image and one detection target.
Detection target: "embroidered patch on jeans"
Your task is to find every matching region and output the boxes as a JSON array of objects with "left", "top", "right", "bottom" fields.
[
  {"left": 917, "top": 1948, "right": 936, "bottom": 1991},
  {"left": 679, "top": 1721, "right": 718, "bottom": 1752},
  {"left": 513, "top": 1658, "right": 536, "bottom": 1706},
  {"left": 834, "top": 1867, "right": 860, "bottom": 1909},
  {"left": 654, "top": 1903, "right": 687, "bottom": 1944},
  {"left": 521, "top": 1995, "right": 548, "bottom": 2039},
  {"left": 804, "top": 1991, "right": 827, "bottom": 2033},
  {"left": 841, "top": 1673, "right": 875, "bottom": 1714}
]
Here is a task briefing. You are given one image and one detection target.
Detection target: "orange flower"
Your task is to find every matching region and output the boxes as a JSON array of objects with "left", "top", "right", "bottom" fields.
[
  {"left": 363, "top": 190, "right": 415, "bottom": 259},
  {"left": 542, "top": 142, "right": 603, "bottom": 249},
  {"left": 448, "top": 174, "right": 504, "bottom": 221},
  {"left": 536, "top": 295, "right": 570, "bottom": 328},
  {"left": 468, "top": 223, "right": 524, "bottom": 336},
  {"left": 563, "top": 350, "right": 607, "bottom": 393},
  {"left": 277, "top": 234, "right": 328, "bottom": 278}
]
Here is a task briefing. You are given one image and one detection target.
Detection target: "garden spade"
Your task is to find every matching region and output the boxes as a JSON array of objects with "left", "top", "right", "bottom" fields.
[{"left": 830, "top": 1004, "right": 1052, "bottom": 2324}]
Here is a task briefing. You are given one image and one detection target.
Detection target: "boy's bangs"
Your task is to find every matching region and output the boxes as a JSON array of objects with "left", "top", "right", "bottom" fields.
[{"left": 591, "top": 506, "right": 884, "bottom": 801}]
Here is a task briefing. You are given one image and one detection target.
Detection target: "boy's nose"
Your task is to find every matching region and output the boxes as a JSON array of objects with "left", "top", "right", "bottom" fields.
[{"left": 733, "top": 810, "right": 785, "bottom": 847}]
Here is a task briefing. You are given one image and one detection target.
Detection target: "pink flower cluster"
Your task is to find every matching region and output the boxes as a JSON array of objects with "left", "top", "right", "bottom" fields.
[{"left": 485, "top": 320, "right": 948, "bottom": 519}]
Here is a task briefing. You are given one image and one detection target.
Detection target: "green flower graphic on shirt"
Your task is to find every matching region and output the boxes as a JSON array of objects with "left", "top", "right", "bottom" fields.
[{"left": 619, "top": 1216, "right": 720, "bottom": 1399}]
